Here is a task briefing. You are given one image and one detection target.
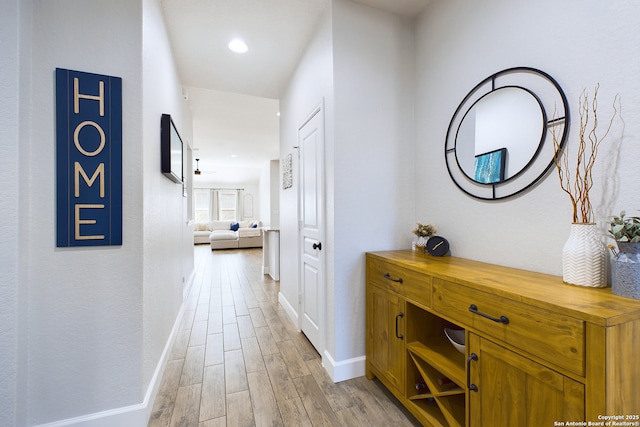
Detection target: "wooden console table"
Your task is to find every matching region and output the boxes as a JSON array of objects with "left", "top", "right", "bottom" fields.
[{"left": 365, "top": 250, "right": 640, "bottom": 426}]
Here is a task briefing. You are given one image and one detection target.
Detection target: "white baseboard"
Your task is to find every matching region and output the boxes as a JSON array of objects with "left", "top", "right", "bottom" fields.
[
  {"left": 278, "top": 291, "right": 299, "bottom": 328},
  {"left": 33, "top": 402, "right": 148, "bottom": 427},
  {"left": 34, "top": 281, "right": 191, "bottom": 427},
  {"left": 183, "top": 268, "right": 195, "bottom": 301},
  {"left": 322, "top": 350, "right": 366, "bottom": 383},
  {"left": 276, "top": 293, "right": 365, "bottom": 383}
]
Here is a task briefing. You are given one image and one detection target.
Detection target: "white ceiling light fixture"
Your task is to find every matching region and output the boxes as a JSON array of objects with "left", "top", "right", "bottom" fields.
[{"left": 228, "top": 38, "right": 248, "bottom": 54}]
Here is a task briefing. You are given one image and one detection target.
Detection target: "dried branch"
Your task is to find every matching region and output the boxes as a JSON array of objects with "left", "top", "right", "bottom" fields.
[{"left": 552, "top": 84, "right": 619, "bottom": 223}]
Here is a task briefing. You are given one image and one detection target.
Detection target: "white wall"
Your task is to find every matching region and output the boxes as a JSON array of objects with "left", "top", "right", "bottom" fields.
[
  {"left": 0, "top": 0, "right": 195, "bottom": 425},
  {"left": 416, "top": 0, "right": 640, "bottom": 275},
  {"left": 258, "top": 159, "right": 281, "bottom": 228},
  {"left": 279, "top": 2, "right": 334, "bottom": 342},
  {"left": 269, "top": 160, "right": 280, "bottom": 228},
  {"left": 259, "top": 162, "right": 271, "bottom": 225},
  {"left": 26, "top": 1, "right": 145, "bottom": 423},
  {"left": 142, "top": 0, "right": 194, "bottom": 405},
  {"left": 330, "top": 0, "right": 416, "bottom": 367},
  {"left": 0, "top": 0, "right": 30, "bottom": 425},
  {"left": 279, "top": 0, "right": 415, "bottom": 380}
]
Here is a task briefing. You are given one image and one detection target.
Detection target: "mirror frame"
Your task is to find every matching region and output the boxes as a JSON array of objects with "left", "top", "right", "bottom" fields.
[{"left": 445, "top": 67, "right": 569, "bottom": 200}]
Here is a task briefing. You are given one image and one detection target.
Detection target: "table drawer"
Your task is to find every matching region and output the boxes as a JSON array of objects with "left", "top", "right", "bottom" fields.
[
  {"left": 433, "top": 278, "right": 585, "bottom": 376},
  {"left": 367, "top": 258, "right": 432, "bottom": 308}
]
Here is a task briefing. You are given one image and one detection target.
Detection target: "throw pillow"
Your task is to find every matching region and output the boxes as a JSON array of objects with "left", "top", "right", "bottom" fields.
[
  {"left": 251, "top": 223, "right": 258, "bottom": 228},
  {"left": 230, "top": 222, "right": 239, "bottom": 231}
]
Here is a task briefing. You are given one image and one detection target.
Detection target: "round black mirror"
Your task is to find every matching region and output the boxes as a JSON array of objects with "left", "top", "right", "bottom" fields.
[{"left": 445, "top": 67, "right": 569, "bottom": 200}]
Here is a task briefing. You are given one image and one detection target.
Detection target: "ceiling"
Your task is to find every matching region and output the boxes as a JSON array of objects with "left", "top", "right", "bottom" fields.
[{"left": 160, "top": 0, "right": 431, "bottom": 185}]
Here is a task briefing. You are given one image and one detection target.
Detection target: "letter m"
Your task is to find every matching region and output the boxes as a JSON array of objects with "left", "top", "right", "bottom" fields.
[{"left": 74, "top": 162, "right": 105, "bottom": 198}]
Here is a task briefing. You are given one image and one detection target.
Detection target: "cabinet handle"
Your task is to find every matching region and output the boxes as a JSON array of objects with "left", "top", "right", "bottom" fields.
[
  {"left": 467, "top": 353, "right": 478, "bottom": 392},
  {"left": 395, "top": 312, "right": 404, "bottom": 340},
  {"left": 468, "top": 304, "right": 509, "bottom": 324},
  {"left": 384, "top": 273, "right": 403, "bottom": 283}
]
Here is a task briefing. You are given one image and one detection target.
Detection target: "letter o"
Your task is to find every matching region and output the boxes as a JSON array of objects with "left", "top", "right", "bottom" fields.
[{"left": 74, "top": 120, "right": 105, "bottom": 156}]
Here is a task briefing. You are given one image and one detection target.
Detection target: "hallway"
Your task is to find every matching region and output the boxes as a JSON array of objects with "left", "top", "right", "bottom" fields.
[{"left": 147, "top": 246, "right": 419, "bottom": 426}]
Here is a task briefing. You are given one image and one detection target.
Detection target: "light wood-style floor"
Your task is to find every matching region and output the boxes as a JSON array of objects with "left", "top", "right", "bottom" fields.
[{"left": 148, "top": 246, "right": 419, "bottom": 427}]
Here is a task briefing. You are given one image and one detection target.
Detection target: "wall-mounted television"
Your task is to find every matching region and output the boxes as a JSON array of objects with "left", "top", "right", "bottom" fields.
[{"left": 161, "top": 113, "right": 183, "bottom": 184}]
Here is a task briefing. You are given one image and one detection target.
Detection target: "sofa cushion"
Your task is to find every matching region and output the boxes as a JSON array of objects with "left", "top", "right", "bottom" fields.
[
  {"left": 210, "top": 230, "right": 238, "bottom": 241},
  {"left": 238, "top": 228, "right": 261, "bottom": 238},
  {"left": 195, "top": 222, "right": 209, "bottom": 231},
  {"left": 209, "top": 220, "right": 233, "bottom": 230}
]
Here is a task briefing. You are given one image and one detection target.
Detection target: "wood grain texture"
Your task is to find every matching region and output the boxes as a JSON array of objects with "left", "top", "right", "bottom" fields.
[
  {"left": 279, "top": 340, "right": 310, "bottom": 379},
  {"left": 223, "top": 322, "right": 241, "bottom": 351},
  {"left": 226, "top": 390, "right": 255, "bottom": 427},
  {"left": 263, "top": 352, "right": 299, "bottom": 402},
  {"left": 180, "top": 345, "right": 205, "bottom": 386},
  {"left": 367, "top": 250, "right": 640, "bottom": 427},
  {"left": 241, "top": 337, "right": 266, "bottom": 373},
  {"left": 605, "top": 318, "right": 640, "bottom": 414},
  {"left": 170, "top": 384, "right": 201, "bottom": 427},
  {"left": 254, "top": 326, "right": 279, "bottom": 356},
  {"left": 224, "top": 348, "right": 248, "bottom": 394},
  {"left": 368, "top": 251, "right": 640, "bottom": 326},
  {"left": 237, "top": 315, "right": 256, "bottom": 339},
  {"left": 200, "top": 364, "right": 225, "bottom": 421},
  {"left": 277, "top": 397, "right": 313, "bottom": 427},
  {"left": 204, "top": 333, "right": 224, "bottom": 366},
  {"left": 198, "top": 417, "right": 226, "bottom": 427},
  {"left": 148, "top": 248, "right": 418, "bottom": 427},
  {"left": 247, "top": 371, "right": 283, "bottom": 427},
  {"left": 432, "top": 277, "right": 585, "bottom": 375},
  {"left": 306, "top": 359, "right": 354, "bottom": 412},
  {"left": 189, "top": 320, "right": 208, "bottom": 347},
  {"left": 293, "top": 375, "right": 341, "bottom": 427}
]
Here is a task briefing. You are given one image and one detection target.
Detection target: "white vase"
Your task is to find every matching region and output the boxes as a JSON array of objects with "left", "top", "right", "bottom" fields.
[
  {"left": 562, "top": 223, "right": 607, "bottom": 288},
  {"left": 414, "top": 236, "right": 428, "bottom": 253}
]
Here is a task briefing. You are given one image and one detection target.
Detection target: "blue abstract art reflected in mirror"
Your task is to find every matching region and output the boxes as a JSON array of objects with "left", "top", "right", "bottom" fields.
[{"left": 474, "top": 148, "right": 506, "bottom": 184}]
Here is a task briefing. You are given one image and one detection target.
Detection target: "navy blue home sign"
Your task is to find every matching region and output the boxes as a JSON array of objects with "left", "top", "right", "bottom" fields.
[{"left": 56, "top": 68, "right": 122, "bottom": 247}]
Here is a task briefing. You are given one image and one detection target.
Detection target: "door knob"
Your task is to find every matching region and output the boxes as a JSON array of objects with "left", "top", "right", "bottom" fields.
[{"left": 312, "top": 242, "right": 322, "bottom": 250}]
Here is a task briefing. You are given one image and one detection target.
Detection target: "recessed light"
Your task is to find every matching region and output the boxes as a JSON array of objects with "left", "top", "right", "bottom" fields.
[
  {"left": 231, "top": 154, "right": 237, "bottom": 158},
  {"left": 228, "top": 38, "right": 248, "bottom": 54}
]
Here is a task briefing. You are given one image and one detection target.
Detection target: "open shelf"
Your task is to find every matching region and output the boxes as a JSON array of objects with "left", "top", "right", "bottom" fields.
[
  {"left": 408, "top": 350, "right": 465, "bottom": 427},
  {"left": 405, "top": 398, "right": 448, "bottom": 426},
  {"left": 403, "top": 303, "right": 467, "bottom": 427},
  {"left": 405, "top": 394, "right": 465, "bottom": 427},
  {"left": 407, "top": 338, "right": 466, "bottom": 389}
]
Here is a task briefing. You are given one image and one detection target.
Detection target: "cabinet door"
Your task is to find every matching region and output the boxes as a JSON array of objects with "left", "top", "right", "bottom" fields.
[
  {"left": 367, "top": 284, "right": 405, "bottom": 393},
  {"left": 468, "top": 334, "right": 584, "bottom": 427}
]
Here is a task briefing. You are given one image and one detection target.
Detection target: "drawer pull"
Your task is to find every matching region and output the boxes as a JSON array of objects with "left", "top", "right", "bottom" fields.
[
  {"left": 384, "top": 273, "right": 403, "bottom": 283},
  {"left": 395, "top": 312, "right": 404, "bottom": 340},
  {"left": 469, "top": 304, "right": 510, "bottom": 324},
  {"left": 467, "top": 353, "right": 478, "bottom": 392}
]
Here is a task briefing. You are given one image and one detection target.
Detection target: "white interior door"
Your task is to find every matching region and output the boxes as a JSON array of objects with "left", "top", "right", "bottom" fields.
[{"left": 298, "top": 104, "right": 325, "bottom": 354}]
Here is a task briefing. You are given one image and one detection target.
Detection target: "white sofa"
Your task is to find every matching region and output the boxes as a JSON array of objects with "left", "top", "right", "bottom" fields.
[{"left": 193, "top": 220, "right": 262, "bottom": 250}]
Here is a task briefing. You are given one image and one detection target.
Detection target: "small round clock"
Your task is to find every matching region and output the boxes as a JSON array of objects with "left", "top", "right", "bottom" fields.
[{"left": 426, "top": 236, "right": 450, "bottom": 256}]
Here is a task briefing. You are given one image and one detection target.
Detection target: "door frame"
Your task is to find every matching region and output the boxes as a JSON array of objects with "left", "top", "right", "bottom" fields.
[{"left": 297, "top": 100, "right": 326, "bottom": 356}]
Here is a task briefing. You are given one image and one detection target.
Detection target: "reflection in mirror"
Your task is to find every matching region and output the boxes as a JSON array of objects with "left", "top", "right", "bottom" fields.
[
  {"left": 457, "top": 87, "right": 543, "bottom": 182},
  {"left": 445, "top": 67, "right": 569, "bottom": 200}
]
